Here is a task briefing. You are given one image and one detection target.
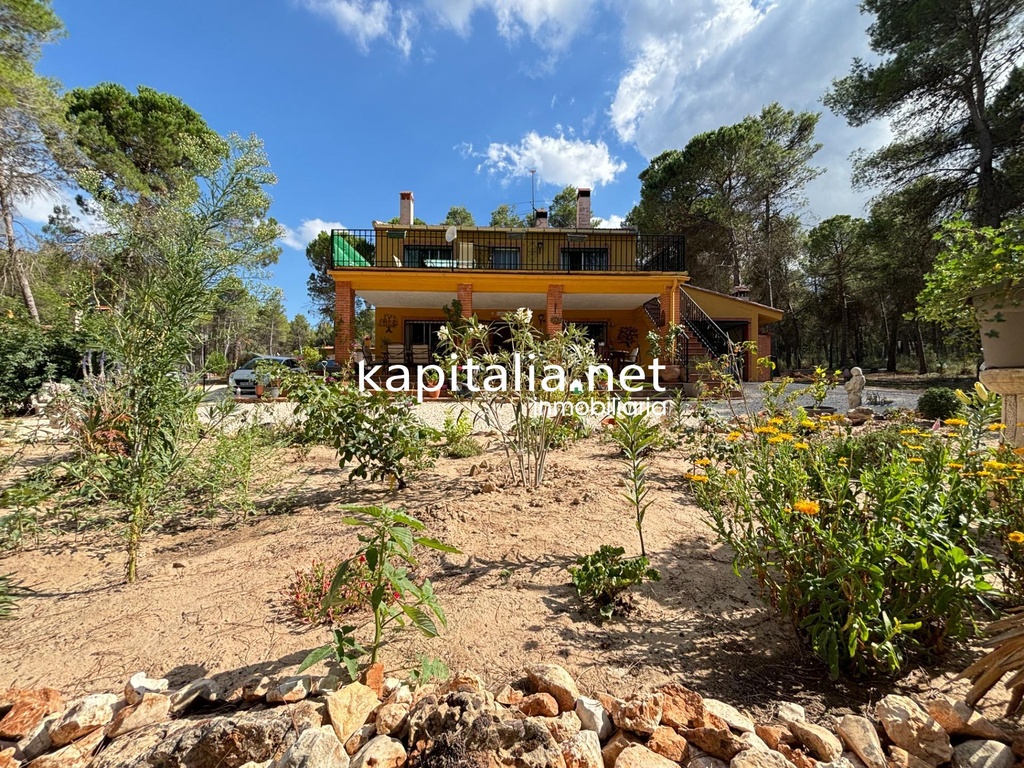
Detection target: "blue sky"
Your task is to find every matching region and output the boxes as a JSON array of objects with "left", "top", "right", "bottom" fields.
[{"left": 28, "top": 0, "right": 889, "bottom": 320}]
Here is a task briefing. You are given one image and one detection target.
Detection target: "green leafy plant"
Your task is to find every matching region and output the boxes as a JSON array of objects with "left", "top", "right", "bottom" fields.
[
  {"left": 442, "top": 412, "right": 482, "bottom": 459},
  {"left": 804, "top": 365, "right": 841, "bottom": 408},
  {"left": 0, "top": 317, "right": 80, "bottom": 415},
  {"left": 299, "top": 505, "right": 460, "bottom": 678},
  {"left": 609, "top": 407, "right": 661, "bottom": 557},
  {"left": 569, "top": 545, "right": 660, "bottom": 620},
  {"left": 407, "top": 654, "right": 450, "bottom": 685},
  {"left": 204, "top": 351, "right": 229, "bottom": 377},
  {"left": 0, "top": 573, "right": 22, "bottom": 621},
  {"left": 646, "top": 322, "right": 686, "bottom": 361},
  {"left": 0, "top": 479, "right": 50, "bottom": 548},
  {"left": 918, "top": 387, "right": 961, "bottom": 421}
]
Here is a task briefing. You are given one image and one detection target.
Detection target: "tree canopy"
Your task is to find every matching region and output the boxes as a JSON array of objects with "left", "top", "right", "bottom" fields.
[{"left": 440, "top": 205, "right": 475, "bottom": 227}]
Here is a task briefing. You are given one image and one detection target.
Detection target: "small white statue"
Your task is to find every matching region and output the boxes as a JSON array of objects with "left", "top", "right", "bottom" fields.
[{"left": 845, "top": 366, "right": 866, "bottom": 409}]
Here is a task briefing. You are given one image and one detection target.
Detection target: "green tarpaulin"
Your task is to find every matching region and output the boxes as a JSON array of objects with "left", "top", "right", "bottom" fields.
[{"left": 332, "top": 233, "right": 372, "bottom": 267}]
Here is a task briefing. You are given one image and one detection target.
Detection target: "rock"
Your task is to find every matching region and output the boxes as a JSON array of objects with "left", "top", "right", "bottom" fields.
[
  {"left": 924, "top": 698, "right": 1009, "bottom": 743},
  {"left": 318, "top": 676, "right": 341, "bottom": 695},
  {"left": 952, "top": 740, "right": 1014, "bottom": 768},
  {"left": 789, "top": 720, "right": 843, "bottom": 762},
  {"left": 375, "top": 703, "right": 409, "bottom": 736},
  {"left": 496, "top": 685, "right": 524, "bottom": 707},
  {"left": 601, "top": 731, "right": 641, "bottom": 768},
  {"left": 575, "top": 698, "right": 613, "bottom": 742},
  {"left": 704, "top": 700, "right": 756, "bottom": 734},
  {"left": 755, "top": 725, "right": 796, "bottom": 751},
  {"left": 0, "top": 688, "right": 63, "bottom": 741},
  {"left": 442, "top": 672, "right": 486, "bottom": 695},
  {"left": 542, "top": 712, "right": 582, "bottom": 745},
  {"left": 169, "top": 678, "right": 220, "bottom": 713},
  {"left": 648, "top": 726, "right": 687, "bottom": 761},
  {"left": 345, "top": 724, "right": 377, "bottom": 756},
  {"left": 682, "top": 728, "right": 747, "bottom": 762},
  {"left": 382, "top": 678, "right": 402, "bottom": 699},
  {"left": 385, "top": 686, "right": 412, "bottom": 707},
  {"left": 874, "top": 695, "right": 952, "bottom": 766},
  {"left": 777, "top": 743, "right": 817, "bottom": 768},
  {"left": 0, "top": 747, "right": 17, "bottom": 768},
  {"left": 362, "top": 664, "right": 385, "bottom": 699},
  {"left": 528, "top": 665, "right": 580, "bottom": 713},
  {"left": 612, "top": 692, "right": 662, "bottom": 736},
  {"left": 91, "top": 700, "right": 322, "bottom": 768},
  {"left": 104, "top": 692, "right": 171, "bottom": 738},
  {"left": 49, "top": 693, "right": 122, "bottom": 747},
  {"left": 124, "top": 672, "right": 169, "bottom": 705},
  {"left": 351, "top": 735, "right": 406, "bottom": 768},
  {"left": 17, "top": 713, "right": 57, "bottom": 761},
  {"left": 777, "top": 703, "right": 806, "bottom": 724},
  {"left": 481, "top": 482, "right": 497, "bottom": 493},
  {"left": 31, "top": 728, "right": 104, "bottom": 768},
  {"left": 689, "top": 750, "right": 729, "bottom": 768},
  {"left": 658, "top": 684, "right": 724, "bottom": 731},
  {"left": 327, "top": 683, "right": 381, "bottom": 746},
  {"left": 731, "top": 749, "right": 794, "bottom": 768},
  {"left": 271, "top": 725, "right": 348, "bottom": 768},
  {"left": 243, "top": 675, "right": 272, "bottom": 702},
  {"left": 838, "top": 715, "right": 887, "bottom": 768},
  {"left": 843, "top": 752, "right": 868, "bottom": 768},
  {"left": 562, "top": 730, "right": 602, "bottom": 768},
  {"left": 890, "top": 746, "right": 935, "bottom": 768},
  {"left": 737, "top": 732, "right": 771, "bottom": 753},
  {"left": 522, "top": 694, "right": 561, "bottom": 719},
  {"left": 267, "top": 677, "right": 312, "bottom": 705},
  {"left": 615, "top": 744, "right": 679, "bottom": 768}
]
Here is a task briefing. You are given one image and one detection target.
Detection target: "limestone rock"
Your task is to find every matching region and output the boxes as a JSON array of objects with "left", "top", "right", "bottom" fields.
[
  {"left": 375, "top": 703, "right": 409, "bottom": 736},
  {"left": 327, "top": 683, "right": 381, "bottom": 746},
  {"left": 658, "top": 684, "right": 726, "bottom": 731},
  {"left": 351, "top": 735, "right": 406, "bottom": 768},
  {"left": 777, "top": 703, "right": 806, "bottom": 724},
  {"left": 756, "top": 725, "right": 796, "bottom": 751},
  {"left": 0, "top": 688, "right": 63, "bottom": 741},
  {"left": 124, "top": 672, "right": 169, "bottom": 706},
  {"left": 575, "top": 698, "right": 613, "bottom": 742},
  {"left": 542, "top": 712, "right": 582, "bottom": 744},
  {"left": 16, "top": 713, "right": 57, "bottom": 761},
  {"left": 844, "top": 752, "right": 868, "bottom": 768},
  {"left": 522, "top": 694, "right": 561, "bottom": 719},
  {"left": 648, "top": 726, "right": 687, "bottom": 762},
  {"left": 31, "top": 728, "right": 104, "bottom": 768},
  {"left": 737, "top": 732, "right": 771, "bottom": 753},
  {"left": 615, "top": 744, "right": 679, "bottom": 768},
  {"left": 952, "top": 741, "right": 1014, "bottom": 768},
  {"left": 704, "top": 700, "right": 756, "bottom": 734},
  {"left": 104, "top": 692, "right": 171, "bottom": 738},
  {"left": 601, "top": 731, "right": 641, "bottom": 768},
  {"left": 496, "top": 685, "right": 524, "bottom": 707},
  {"left": 362, "top": 664, "right": 385, "bottom": 699},
  {"left": 528, "top": 665, "right": 580, "bottom": 713},
  {"left": 49, "top": 693, "right": 121, "bottom": 747},
  {"left": 838, "top": 714, "right": 888, "bottom": 768},
  {"left": 682, "top": 728, "right": 747, "bottom": 762},
  {"left": 0, "top": 747, "right": 17, "bottom": 768},
  {"left": 924, "top": 698, "right": 1009, "bottom": 743},
  {"left": 562, "top": 730, "right": 602, "bottom": 768},
  {"left": 890, "top": 746, "right": 934, "bottom": 768},
  {"left": 169, "top": 678, "right": 220, "bottom": 713},
  {"left": 689, "top": 750, "right": 729, "bottom": 768},
  {"left": 731, "top": 749, "right": 794, "bottom": 768},
  {"left": 345, "top": 724, "right": 377, "bottom": 757},
  {"left": 874, "top": 695, "right": 952, "bottom": 766},
  {"left": 442, "top": 672, "right": 486, "bottom": 695},
  {"left": 777, "top": 743, "right": 817, "bottom": 768},
  {"left": 267, "top": 677, "right": 312, "bottom": 705},
  {"left": 243, "top": 675, "right": 272, "bottom": 702},
  {"left": 385, "top": 686, "right": 412, "bottom": 707},
  {"left": 612, "top": 692, "right": 662, "bottom": 736},
  {"left": 271, "top": 725, "right": 348, "bottom": 768},
  {"left": 789, "top": 720, "right": 843, "bottom": 762}
]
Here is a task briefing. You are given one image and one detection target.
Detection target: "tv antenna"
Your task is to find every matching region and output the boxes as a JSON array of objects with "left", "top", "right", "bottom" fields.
[{"left": 529, "top": 169, "right": 537, "bottom": 214}]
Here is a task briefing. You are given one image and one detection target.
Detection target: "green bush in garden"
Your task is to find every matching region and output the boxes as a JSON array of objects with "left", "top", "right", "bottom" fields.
[
  {"left": 442, "top": 412, "right": 482, "bottom": 459},
  {"left": 0, "top": 317, "right": 80, "bottom": 415},
  {"left": 685, "top": 394, "right": 1009, "bottom": 678},
  {"left": 917, "top": 387, "right": 962, "bottom": 420},
  {"left": 569, "top": 545, "right": 660, "bottom": 621}
]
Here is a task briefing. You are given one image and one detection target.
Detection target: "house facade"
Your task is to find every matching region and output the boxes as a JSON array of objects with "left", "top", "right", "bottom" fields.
[{"left": 328, "top": 190, "right": 783, "bottom": 382}]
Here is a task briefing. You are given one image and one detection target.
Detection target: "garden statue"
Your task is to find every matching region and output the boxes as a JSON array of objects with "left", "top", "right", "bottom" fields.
[{"left": 845, "top": 367, "right": 866, "bottom": 409}]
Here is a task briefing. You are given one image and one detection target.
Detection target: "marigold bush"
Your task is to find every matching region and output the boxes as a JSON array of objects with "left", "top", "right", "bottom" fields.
[{"left": 686, "top": 401, "right": 1015, "bottom": 678}]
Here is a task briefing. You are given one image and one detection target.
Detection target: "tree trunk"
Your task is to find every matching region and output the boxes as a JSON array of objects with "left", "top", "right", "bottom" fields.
[
  {"left": 915, "top": 321, "right": 928, "bottom": 375},
  {"left": 886, "top": 317, "right": 899, "bottom": 373},
  {"left": 0, "top": 190, "right": 40, "bottom": 323}
]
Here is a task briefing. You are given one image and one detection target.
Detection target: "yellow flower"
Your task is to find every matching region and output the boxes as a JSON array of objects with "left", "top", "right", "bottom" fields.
[
  {"left": 944, "top": 418, "right": 967, "bottom": 427},
  {"left": 908, "top": 457, "right": 925, "bottom": 464},
  {"left": 984, "top": 460, "right": 1009, "bottom": 471},
  {"left": 947, "top": 462, "right": 964, "bottom": 470},
  {"left": 800, "top": 420, "right": 816, "bottom": 429},
  {"left": 726, "top": 431, "right": 742, "bottom": 442},
  {"left": 900, "top": 429, "right": 919, "bottom": 436},
  {"left": 904, "top": 444, "right": 925, "bottom": 450},
  {"left": 778, "top": 433, "right": 795, "bottom": 441},
  {"left": 695, "top": 458, "right": 712, "bottom": 466},
  {"left": 837, "top": 457, "right": 849, "bottom": 466},
  {"left": 754, "top": 426, "right": 778, "bottom": 435},
  {"left": 726, "top": 468, "right": 739, "bottom": 476},
  {"left": 1013, "top": 447, "right": 1024, "bottom": 456},
  {"left": 1009, "top": 532, "right": 1024, "bottom": 544},
  {"left": 684, "top": 473, "right": 709, "bottom": 483},
  {"left": 793, "top": 499, "right": 820, "bottom": 515},
  {"left": 988, "top": 423, "right": 1008, "bottom": 432},
  {"left": 794, "top": 442, "right": 809, "bottom": 450},
  {"left": 768, "top": 417, "right": 785, "bottom": 426},
  {"left": 977, "top": 470, "right": 993, "bottom": 477},
  {"left": 767, "top": 436, "right": 784, "bottom": 444}
]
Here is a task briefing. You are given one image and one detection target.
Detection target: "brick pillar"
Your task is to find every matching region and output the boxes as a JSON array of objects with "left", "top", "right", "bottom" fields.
[
  {"left": 457, "top": 284, "right": 473, "bottom": 318},
  {"left": 334, "top": 280, "right": 354, "bottom": 361},
  {"left": 546, "top": 284, "right": 563, "bottom": 337},
  {"left": 660, "top": 285, "right": 679, "bottom": 332}
]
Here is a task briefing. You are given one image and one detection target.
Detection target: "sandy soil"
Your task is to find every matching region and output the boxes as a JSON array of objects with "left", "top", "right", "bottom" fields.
[{"left": 0, "top": 428, "right": 1002, "bottom": 722}]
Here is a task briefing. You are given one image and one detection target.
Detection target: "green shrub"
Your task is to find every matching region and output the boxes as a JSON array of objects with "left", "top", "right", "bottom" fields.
[
  {"left": 205, "top": 351, "right": 229, "bottom": 377},
  {"left": 442, "top": 412, "right": 482, "bottom": 458},
  {"left": 917, "top": 387, "right": 962, "bottom": 420},
  {"left": 0, "top": 317, "right": 80, "bottom": 414},
  {"left": 687, "top": 404, "right": 1003, "bottom": 678},
  {"left": 283, "top": 556, "right": 376, "bottom": 626},
  {"left": 609, "top": 408, "right": 661, "bottom": 557},
  {"left": 569, "top": 545, "right": 660, "bottom": 620}
]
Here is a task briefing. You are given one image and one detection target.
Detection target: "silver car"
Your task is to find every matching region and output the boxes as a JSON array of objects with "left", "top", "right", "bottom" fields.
[{"left": 228, "top": 355, "right": 302, "bottom": 394}]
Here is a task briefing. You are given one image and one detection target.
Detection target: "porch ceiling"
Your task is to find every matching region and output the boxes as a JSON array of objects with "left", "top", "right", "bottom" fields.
[{"left": 357, "top": 290, "right": 658, "bottom": 311}]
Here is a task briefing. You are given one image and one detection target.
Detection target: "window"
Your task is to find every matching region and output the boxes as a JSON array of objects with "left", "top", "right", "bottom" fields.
[
  {"left": 575, "top": 323, "right": 609, "bottom": 345},
  {"left": 404, "top": 245, "right": 454, "bottom": 268},
  {"left": 491, "top": 247, "right": 520, "bottom": 270},
  {"left": 405, "top": 321, "right": 445, "bottom": 353},
  {"left": 560, "top": 247, "right": 609, "bottom": 271}
]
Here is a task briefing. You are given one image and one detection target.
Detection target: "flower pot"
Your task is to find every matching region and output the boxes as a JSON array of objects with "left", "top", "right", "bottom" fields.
[
  {"left": 425, "top": 388, "right": 442, "bottom": 399},
  {"left": 254, "top": 383, "right": 265, "bottom": 397},
  {"left": 974, "top": 287, "right": 1024, "bottom": 368},
  {"left": 268, "top": 386, "right": 281, "bottom": 399},
  {"left": 661, "top": 364, "right": 681, "bottom": 383}
]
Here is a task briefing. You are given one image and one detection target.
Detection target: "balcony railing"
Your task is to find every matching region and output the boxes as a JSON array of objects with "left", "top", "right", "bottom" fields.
[{"left": 329, "top": 228, "right": 685, "bottom": 273}]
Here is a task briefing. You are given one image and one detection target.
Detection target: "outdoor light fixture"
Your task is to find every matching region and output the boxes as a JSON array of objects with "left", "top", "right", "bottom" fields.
[{"left": 387, "top": 230, "right": 407, "bottom": 239}]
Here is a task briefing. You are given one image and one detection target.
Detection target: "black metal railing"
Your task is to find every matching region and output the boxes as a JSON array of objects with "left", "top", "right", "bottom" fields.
[
  {"left": 680, "top": 288, "right": 732, "bottom": 359},
  {"left": 329, "top": 228, "right": 685, "bottom": 273}
]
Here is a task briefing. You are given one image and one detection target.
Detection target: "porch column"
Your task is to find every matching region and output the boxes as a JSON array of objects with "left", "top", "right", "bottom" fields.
[
  {"left": 457, "top": 283, "right": 473, "bottom": 318},
  {"left": 660, "top": 285, "right": 679, "bottom": 332},
  {"left": 334, "top": 280, "right": 354, "bottom": 361},
  {"left": 546, "top": 284, "right": 563, "bottom": 336}
]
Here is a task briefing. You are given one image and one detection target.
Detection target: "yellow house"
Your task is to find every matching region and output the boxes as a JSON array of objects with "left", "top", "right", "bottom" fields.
[{"left": 329, "top": 190, "right": 783, "bottom": 382}]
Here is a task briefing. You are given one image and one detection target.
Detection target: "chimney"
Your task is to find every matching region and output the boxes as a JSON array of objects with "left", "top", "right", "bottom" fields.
[
  {"left": 575, "top": 187, "right": 591, "bottom": 229},
  {"left": 729, "top": 284, "right": 751, "bottom": 301},
  {"left": 399, "top": 191, "right": 414, "bottom": 226},
  {"left": 535, "top": 208, "right": 548, "bottom": 228}
]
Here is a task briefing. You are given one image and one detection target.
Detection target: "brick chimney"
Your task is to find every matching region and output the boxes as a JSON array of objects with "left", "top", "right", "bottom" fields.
[
  {"left": 575, "top": 188, "right": 591, "bottom": 229},
  {"left": 399, "top": 191, "right": 414, "bottom": 226},
  {"left": 535, "top": 208, "right": 548, "bottom": 228},
  {"left": 729, "top": 284, "right": 751, "bottom": 301}
]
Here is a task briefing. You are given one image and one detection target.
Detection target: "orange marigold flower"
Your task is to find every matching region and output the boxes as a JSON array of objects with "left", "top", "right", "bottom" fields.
[
  {"left": 726, "top": 431, "right": 742, "bottom": 442},
  {"left": 988, "top": 423, "right": 1008, "bottom": 431},
  {"left": 694, "top": 458, "right": 712, "bottom": 466},
  {"left": 1009, "top": 531, "right": 1024, "bottom": 544},
  {"left": 793, "top": 500, "right": 820, "bottom": 515},
  {"left": 794, "top": 442, "right": 810, "bottom": 450},
  {"left": 908, "top": 457, "right": 925, "bottom": 464},
  {"left": 947, "top": 462, "right": 965, "bottom": 470},
  {"left": 944, "top": 418, "right": 967, "bottom": 427}
]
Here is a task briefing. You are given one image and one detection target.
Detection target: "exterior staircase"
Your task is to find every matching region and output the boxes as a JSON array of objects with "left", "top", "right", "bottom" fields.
[{"left": 643, "top": 289, "right": 737, "bottom": 384}]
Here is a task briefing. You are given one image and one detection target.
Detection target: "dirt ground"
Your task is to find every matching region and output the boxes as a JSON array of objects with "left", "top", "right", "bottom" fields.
[{"left": 0, "top": 426, "right": 1010, "bottom": 724}]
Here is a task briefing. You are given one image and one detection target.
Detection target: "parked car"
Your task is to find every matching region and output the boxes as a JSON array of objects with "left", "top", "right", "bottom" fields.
[{"left": 228, "top": 356, "right": 302, "bottom": 394}]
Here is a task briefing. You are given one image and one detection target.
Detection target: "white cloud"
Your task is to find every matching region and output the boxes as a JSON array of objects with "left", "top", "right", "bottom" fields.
[
  {"left": 608, "top": 0, "right": 891, "bottom": 220},
  {"left": 15, "top": 186, "right": 105, "bottom": 234},
  {"left": 300, "top": 0, "right": 398, "bottom": 52},
  {"left": 478, "top": 131, "right": 627, "bottom": 189},
  {"left": 281, "top": 218, "right": 345, "bottom": 250},
  {"left": 427, "top": 0, "right": 597, "bottom": 50},
  {"left": 596, "top": 214, "right": 626, "bottom": 229}
]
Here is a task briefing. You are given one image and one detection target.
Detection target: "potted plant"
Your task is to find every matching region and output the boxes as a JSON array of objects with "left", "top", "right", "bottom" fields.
[
  {"left": 255, "top": 360, "right": 289, "bottom": 399},
  {"left": 647, "top": 323, "right": 687, "bottom": 383},
  {"left": 803, "top": 365, "right": 840, "bottom": 414},
  {"left": 423, "top": 369, "right": 442, "bottom": 399},
  {"left": 918, "top": 217, "right": 1024, "bottom": 368}
]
